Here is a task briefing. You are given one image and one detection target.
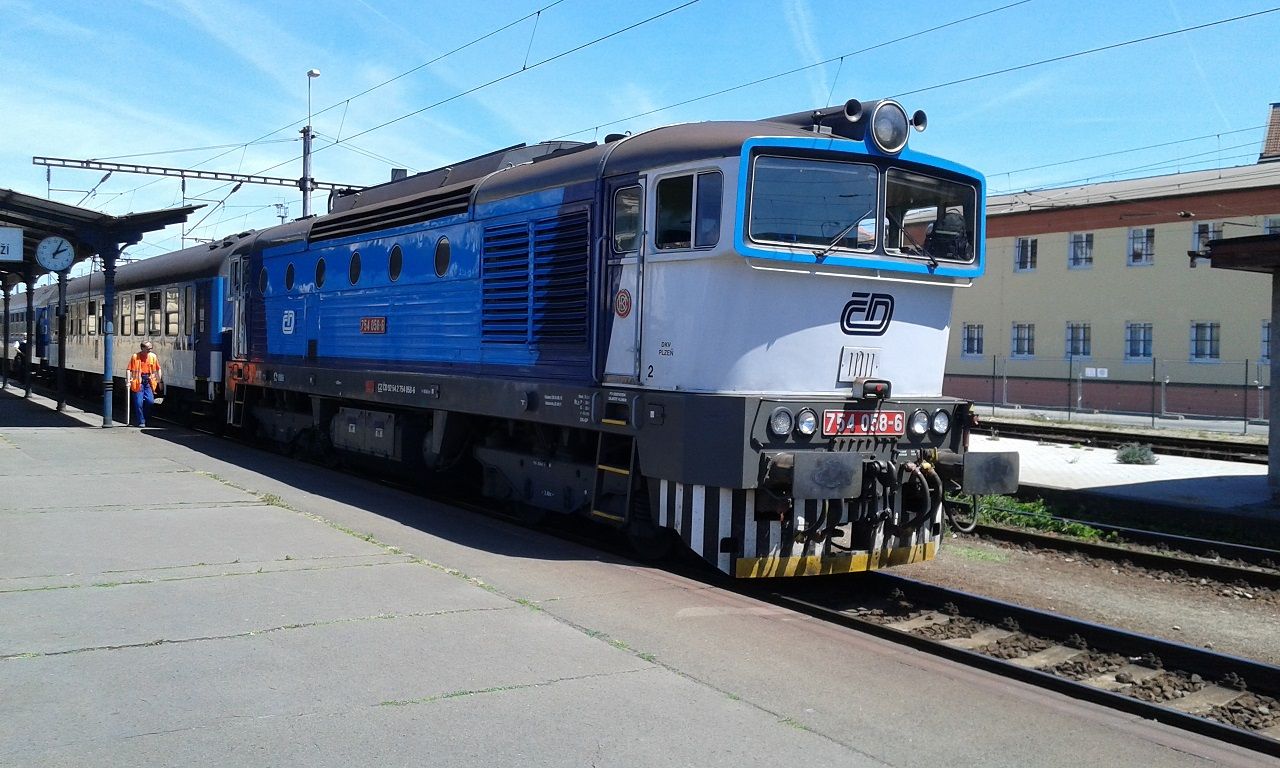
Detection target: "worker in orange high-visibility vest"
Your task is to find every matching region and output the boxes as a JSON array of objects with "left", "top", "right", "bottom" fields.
[{"left": 126, "top": 341, "right": 162, "bottom": 427}]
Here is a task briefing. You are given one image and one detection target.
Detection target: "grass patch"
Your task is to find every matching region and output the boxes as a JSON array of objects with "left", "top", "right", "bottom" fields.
[
  {"left": 976, "top": 496, "right": 1115, "bottom": 542},
  {"left": 1115, "top": 443, "right": 1158, "bottom": 465},
  {"left": 946, "top": 545, "right": 1008, "bottom": 563}
]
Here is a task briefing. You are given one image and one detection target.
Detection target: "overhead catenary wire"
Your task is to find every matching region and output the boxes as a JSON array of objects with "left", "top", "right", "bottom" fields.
[
  {"left": 190, "top": 0, "right": 701, "bottom": 202},
  {"left": 549, "top": 0, "right": 1034, "bottom": 140},
  {"left": 104, "top": 0, "right": 573, "bottom": 204}
]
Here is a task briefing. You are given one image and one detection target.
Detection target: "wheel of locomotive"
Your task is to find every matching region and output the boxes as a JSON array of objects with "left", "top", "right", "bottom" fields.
[{"left": 625, "top": 481, "right": 673, "bottom": 561}]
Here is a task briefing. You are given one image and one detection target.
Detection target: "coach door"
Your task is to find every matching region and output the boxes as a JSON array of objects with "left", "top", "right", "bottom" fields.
[
  {"left": 602, "top": 177, "right": 644, "bottom": 384},
  {"left": 230, "top": 256, "right": 249, "bottom": 359}
]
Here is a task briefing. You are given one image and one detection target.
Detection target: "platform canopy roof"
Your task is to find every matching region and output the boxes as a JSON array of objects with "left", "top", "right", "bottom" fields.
[
  {"left": 0, "top": 188, "right": 199, "bottom": 292},
  {"left": 1206, "top": 233, "right": 1280, "bottom": 275}
]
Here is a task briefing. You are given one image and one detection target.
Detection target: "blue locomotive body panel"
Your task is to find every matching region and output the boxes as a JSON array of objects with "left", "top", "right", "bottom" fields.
[{"left": 256, "top": 185, "right": 594, "bottom": 382}]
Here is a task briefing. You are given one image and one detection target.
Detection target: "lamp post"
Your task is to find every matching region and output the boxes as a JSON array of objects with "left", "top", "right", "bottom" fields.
[{"left": 300, "top": 68, "right": 320, "bottom": 218}]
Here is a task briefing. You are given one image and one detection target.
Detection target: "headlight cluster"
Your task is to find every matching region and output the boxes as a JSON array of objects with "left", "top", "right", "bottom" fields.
[
  {"left": 910, "top": 409, "right": 952, "bottom": 437},
  {"left": 768, "top": 407, "right": 819, "bottom": 438}
]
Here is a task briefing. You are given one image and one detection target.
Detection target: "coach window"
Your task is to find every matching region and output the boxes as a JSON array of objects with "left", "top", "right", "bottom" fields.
[
  {"left": 88, "top": 300, "right": 97, "bottom": 336},
  {"left": 285, "top": 263, "right": 296, "bottom": 291},
  {"left": 389, "top": 245, "right": 403, "bottom": 282},
  {"left": 613, "top": 186, "right": 641, "bottom": 253},
  {"left": 120, "top": 297, "right": 131, "bottom": 337},
  {"left": 349, "top": 251, "right": 361, "bottom": 285},
  {"left": 315, "top": 257, "right": 327, "bottom": 288},
  {"left": 133, "top": 294, "right": 147, "bottom": 336},
  {"left": 183, "top": 287, "right": 193, "bottom": 336},
  {"left": 434, "top": 237, "right": 450, "bottom": 277},
  {"left": 165, "top": 289, "right": 180, "bottom": 336},
  {"left": 148, "top": 291, "right": 162, "bottom": 335}
]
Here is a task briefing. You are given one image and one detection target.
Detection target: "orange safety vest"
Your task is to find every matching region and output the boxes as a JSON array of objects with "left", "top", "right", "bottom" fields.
[{"left": 127, "top": 352, "right": 160, "bottom": 392}]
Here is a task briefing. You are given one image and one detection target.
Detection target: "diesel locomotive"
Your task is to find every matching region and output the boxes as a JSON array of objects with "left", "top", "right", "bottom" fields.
[{"left": 25, "top": 98, "right": 1018, "bottom": 577}]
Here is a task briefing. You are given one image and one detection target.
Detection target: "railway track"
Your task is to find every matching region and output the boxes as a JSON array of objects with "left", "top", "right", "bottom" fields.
[
  {"left": 977, "top": 419, "right": 1267, "bottom": 463},
  {"left": 966, "top": 522, "right": 1280, "bottom": 593},
  {"left": 761, "top": 572, "right": 1280, "bottom": 758}
]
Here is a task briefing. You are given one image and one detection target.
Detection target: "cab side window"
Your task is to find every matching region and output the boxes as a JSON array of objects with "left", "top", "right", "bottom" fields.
[{"left": 655, "top": 171, "right": 722, "bottom": 250}]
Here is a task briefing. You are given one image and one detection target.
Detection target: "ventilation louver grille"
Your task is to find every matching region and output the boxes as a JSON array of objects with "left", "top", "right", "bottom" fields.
[
  {"left": 532, "top": 210, "right": 589, "bottom": 343},
  {"left": 482, "top": 222, "right": 531, "bottom": 343},
  {"left": 309, "top": 185, "right": 473, "bottom": 243},
  {"left": 481, "top": 210, "right": 590, "bottom": 345}
]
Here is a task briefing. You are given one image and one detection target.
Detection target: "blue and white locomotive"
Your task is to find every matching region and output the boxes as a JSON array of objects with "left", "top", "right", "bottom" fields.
[{"left": 38, "top": 98, "right": 1018, "bottom": 577}]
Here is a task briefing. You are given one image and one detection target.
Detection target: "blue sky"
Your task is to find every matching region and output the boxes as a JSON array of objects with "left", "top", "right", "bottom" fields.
[{"left": 2, "top": 0, "right": 1278, "bottom": 276}]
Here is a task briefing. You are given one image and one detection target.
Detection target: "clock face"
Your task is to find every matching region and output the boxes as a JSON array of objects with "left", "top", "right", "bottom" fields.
[{"left": 35, "top": 236, "right": 75, "bottom": 272}]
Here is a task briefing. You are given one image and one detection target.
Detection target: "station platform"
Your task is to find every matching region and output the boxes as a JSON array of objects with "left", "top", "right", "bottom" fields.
[
  {"left": 969, "top": 434, "right": 1276, "bottom": 519},
  {"left": 0, "top": 389, "right": 1269, "bottom": 767}
]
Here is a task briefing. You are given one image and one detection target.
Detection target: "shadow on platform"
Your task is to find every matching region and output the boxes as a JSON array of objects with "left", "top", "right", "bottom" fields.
[{"left": 0, "top": 388, "right": 99, "bottom": 428}]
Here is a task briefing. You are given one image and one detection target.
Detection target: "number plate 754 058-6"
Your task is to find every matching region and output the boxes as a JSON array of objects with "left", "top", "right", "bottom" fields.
[{"left": 822, "top": 410, "right": 905, "bottom": 437}]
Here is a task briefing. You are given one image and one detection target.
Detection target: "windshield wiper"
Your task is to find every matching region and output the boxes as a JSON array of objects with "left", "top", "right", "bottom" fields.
[
  {"left": 812, "top": 207, "right": 873, "bottom": 262},
  {"left": 888, "top": 212, "right": 938, "bottom": 272}
]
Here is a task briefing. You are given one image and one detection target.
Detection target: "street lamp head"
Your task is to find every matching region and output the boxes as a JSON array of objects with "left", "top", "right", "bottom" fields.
[{"left": 307, "top": 69, "right": 321, "bottom": 78}]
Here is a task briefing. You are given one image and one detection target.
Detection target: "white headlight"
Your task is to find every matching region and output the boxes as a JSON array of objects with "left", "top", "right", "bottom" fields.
[
  {"left": 796, "top": 409, "right": 818, "bottom": 436},
  {"left": 870, "top": 101, "right": 910, "bottom": 154},
  {"left": 909, "top": 409, "right": 930, "bottom": 436},
  {"left": 769, "top": 407, "right": 794, "bottom": 437},
  {"left": 931, "top": 409, "right": 951, "bottom": 435}
]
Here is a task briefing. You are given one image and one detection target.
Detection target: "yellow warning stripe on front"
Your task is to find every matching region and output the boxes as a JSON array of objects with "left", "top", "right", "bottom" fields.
[
  {"left": 733, "top": 541, "right": 937, "bottom": 578},
  {"left": 591, "top": 509, "right": 625, "bottom": 522}
]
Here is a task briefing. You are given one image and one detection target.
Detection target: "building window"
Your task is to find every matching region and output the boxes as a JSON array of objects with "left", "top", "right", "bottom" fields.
[
  {"left": 1191, "top": 221, "right": 1222, "bottom": 253},
  {"left": 1067, "top": 233, "right": 1093, "bottom": 269},
  {"left": 1125, "top": 322, "right": 1153, "bottom": 361},
  {"left": 1014, "top": 237, "right": 1037, "bottom": 271},
  {"left": 1011, "top": 323, "right": 1035, "bottom": 358},
  {"left": 1065, "top": 322, "right": 1091, "bottom": 357},
  {"left": 1263, "top": 320, "right": 1271, "bottom": 364},
  {"left": 962, "top": 323, "right": 983, "bottom": 356},
  {"left": 1190, "top": 321, "right": 1220, "bottom": 361},
  {"left": 1265, "top": 216, "right": 1280, "bottom": 235},
  {"left": 1128, "top": 228, "right": 1155, "bottom": 266}
]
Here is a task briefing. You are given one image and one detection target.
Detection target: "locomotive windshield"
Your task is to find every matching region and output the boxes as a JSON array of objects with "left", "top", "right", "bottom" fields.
[
  {"left": 884, "top": 169, "right": 978, "bottom": 264},
  {"left": 747, "top": 155, "right": 877, "bottom": 251}
]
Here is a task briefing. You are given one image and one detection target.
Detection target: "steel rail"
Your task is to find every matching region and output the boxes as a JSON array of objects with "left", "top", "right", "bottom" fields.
[
  {"left": 757, "top": 572, "right": 1280, "bottom": 758},
  {"left": 969, "top": 523, "right": 1280, "bottom": 590}
]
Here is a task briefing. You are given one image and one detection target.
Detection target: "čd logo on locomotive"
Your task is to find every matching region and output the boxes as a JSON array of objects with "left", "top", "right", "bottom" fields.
[{"left": 840, "top": 291, "right": 894, "bottom": 336}]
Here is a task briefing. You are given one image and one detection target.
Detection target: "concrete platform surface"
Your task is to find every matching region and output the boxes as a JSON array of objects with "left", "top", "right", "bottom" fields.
[
  {"left": 0, "top": 390, "right": 1271, "bottom": 767},
  {"left": 970, "top": 434, "right": 1273, "bottom": 513}
]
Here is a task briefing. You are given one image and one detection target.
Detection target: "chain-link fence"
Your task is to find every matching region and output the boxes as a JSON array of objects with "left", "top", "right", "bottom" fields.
[{"left": 946, "top": 355, "right": 1270, "bottom": 432}]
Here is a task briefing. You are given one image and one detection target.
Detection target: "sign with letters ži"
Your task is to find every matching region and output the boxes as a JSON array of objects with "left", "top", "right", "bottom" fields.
[{"left": 0, "top": 227, "right": 21, "bottom": 263}]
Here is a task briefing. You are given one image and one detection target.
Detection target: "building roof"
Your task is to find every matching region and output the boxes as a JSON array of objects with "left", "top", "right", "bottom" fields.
[
  {"left": 987, "top": 162, "right": 1280, "bottom": 216},
  {"left": 1261, "top": 103, "right": 1280, "bottom": 164}
]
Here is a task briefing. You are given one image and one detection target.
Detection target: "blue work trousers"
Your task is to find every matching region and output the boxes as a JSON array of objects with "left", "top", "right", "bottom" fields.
[{"left": 133, "top": 375, "right": 154, "bottom": 426}]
